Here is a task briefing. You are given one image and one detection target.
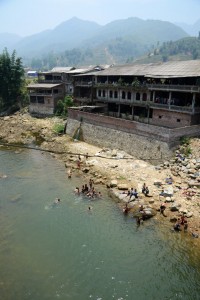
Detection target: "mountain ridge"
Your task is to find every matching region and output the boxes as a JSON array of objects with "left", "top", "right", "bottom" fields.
[{"left": 0, "top": 17, "right": 190, "bottom": 67}]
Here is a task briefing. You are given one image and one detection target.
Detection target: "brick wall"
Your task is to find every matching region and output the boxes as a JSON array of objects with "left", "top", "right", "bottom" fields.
[{"left": 152, "top": 109, "right": 191, "bottom": 128}]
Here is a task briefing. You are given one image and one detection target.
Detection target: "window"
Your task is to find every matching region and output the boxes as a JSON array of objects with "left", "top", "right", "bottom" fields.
[
  {"left": 114, "top": 91, "right": 118, "bottom": 98},
  {"left": 177, "top": 119, "right": 181, "bottom": 122},
  {"left": 109, "top": 90, "right": 113, "bottom": 98},
  {"left": 38, "top": 96, "right": 44, "bottom": 104},
  {"left": 98, "top": 90, "right": 101, "bottom": 97},
  {"left": 142, "top": 93, "right": 147, "bottom": 101},
  {"left": 122, "top": 91, "right": 126, "bottom": 99},
  {"left": 103, "top": 90, "right": 105, "bottom": 97},
  {"left": 128, "top": 92, "right": 131, "bottom": 100},
  {"left": 136, "top": 92, "right": 140, "bottom": 100}
]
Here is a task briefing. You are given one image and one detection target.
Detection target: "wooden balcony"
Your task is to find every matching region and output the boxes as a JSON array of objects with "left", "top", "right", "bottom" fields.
[{"left": 147, "top": 84, "right": 200, "bottom": 93}]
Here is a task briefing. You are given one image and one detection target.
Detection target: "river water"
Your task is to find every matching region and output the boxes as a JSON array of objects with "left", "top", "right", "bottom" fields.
[{"left": 0, "top": 148, "right": 200, "bottom": 300}]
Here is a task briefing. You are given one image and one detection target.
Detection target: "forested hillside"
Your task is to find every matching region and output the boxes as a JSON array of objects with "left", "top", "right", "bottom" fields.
[{"left": 134, "top": 36, "right": 200, "bottom": 64}]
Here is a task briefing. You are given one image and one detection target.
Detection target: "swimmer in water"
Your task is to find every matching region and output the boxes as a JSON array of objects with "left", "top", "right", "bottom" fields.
[
  {"left": 67, "top": 168, "right": 72, "bottom": 178},
  {"left": 54, "top": 198, "right": 61, "bottom": 204}
]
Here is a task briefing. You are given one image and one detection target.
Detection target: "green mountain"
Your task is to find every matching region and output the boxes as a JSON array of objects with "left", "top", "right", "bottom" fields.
[{"left": 1, "top": 17, "right": 188, "bottom": 68}]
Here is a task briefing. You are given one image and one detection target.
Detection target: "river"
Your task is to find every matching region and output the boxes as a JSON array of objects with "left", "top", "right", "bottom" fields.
[{"left": 0, "top": 148, "right": 200, "bottom": 300}]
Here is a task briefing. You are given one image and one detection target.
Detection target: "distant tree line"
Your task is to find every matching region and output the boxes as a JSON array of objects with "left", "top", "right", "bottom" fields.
[
  {"left": 158, "top": 37, "right": 200, "bottom": 62},
  {"left": 0, "top": 48, "right": 26, "bottom": 113}
]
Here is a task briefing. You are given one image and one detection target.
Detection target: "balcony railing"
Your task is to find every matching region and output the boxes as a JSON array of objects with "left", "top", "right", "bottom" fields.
[
  {"left": 29, "top": 92, "right": 63, "bottom": 97},
  {"left": 38, "top": 80, "right": 63, "bottom": 84},
  {"left": 74, "top": 81, "right": 93, "bottom": 87},
  {"left": 94, "top": 82, "right": 200, "bottom": 93},
  {"left": 147, "top": 84, "right": 200, "bottom": 92}
]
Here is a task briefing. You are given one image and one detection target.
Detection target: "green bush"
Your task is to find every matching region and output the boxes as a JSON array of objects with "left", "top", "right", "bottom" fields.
[
  {"left": 180, "top": 136, "right": 190, "bottom": 145},
  {"left": 53, "top": 123, "right": 65, "bottom": 134},
  {"left": 183, "top": 145, "right": 192, "bottom": 157}
]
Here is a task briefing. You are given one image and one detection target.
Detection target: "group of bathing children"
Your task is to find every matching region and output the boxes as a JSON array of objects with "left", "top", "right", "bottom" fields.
[{"left": 74, "top": 178, "right": 102, "bottom": 199}]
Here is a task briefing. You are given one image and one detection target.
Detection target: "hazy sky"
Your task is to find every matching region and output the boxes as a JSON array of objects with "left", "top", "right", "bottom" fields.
[{"left": 0, "top": 0, "right": 199, "bottom": 37}]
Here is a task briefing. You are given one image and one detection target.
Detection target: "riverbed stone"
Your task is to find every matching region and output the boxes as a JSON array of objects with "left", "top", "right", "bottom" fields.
[
  {"left": 186, "top": 212, "right": 193, "bottom": 218},
  {"left": 118, "top": 184, "right": 128, "bottom": 190},
  {"left": 110, "top": 180, "right": 118, "bottom": 187},
  {"left": 170, "top": 202, "right": 181, "bottom": 211}
]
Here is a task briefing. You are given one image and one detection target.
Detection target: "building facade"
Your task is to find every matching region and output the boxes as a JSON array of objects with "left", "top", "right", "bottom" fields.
[{"left": 73, "top": 60, "right": 200, "bottom": 128}]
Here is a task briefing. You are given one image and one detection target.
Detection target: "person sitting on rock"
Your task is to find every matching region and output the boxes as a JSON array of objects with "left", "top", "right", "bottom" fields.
[{"left": 142, "top": 183, "right": 146, "bottom": 194}]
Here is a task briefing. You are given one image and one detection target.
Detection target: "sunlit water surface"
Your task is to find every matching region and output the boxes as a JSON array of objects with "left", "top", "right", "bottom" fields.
[{"left": 0, "top": 148, "right": 200, "bottom": 300}]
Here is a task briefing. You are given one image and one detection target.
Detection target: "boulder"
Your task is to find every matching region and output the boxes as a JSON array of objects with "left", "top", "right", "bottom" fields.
[
  {"left": 186, "top": 212, "right": 193, "bottom": 218},
  {"left": 82, "top": 167, "right": 90, "bottom": 173},
  {"left": 170, "top": 217, "right": 178, "bottom": 222},
  {"left": 148, "top": 199, "right": 155, "bottom": 204},
  {"left": 165, "top": 197, "right": 172, "bottom": 202},
  {"left": 170, "top": 202, "right": 181, "bottom": 212},
  {"left": 118, "top": 184, "right": 128, "bottom": 190},
  {"left": 110, "top": 180, "right": 118, "bottom": 187}
]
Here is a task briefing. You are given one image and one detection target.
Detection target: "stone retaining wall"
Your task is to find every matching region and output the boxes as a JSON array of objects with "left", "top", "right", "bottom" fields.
[{"left": 66, "top": 109, "right": 200, "bottom": 161}]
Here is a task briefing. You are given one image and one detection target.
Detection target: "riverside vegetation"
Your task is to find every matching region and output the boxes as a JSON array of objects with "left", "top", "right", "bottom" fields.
[{"left": 0, "top": 111, "right": 200, "bottom": 244}]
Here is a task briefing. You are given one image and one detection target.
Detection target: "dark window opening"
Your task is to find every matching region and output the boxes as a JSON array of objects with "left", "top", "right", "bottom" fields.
[
  {"left": 177, "top": 119, "right": 181, "bottom": 122},
  {"left": 136, "top": 92, "right": 140, "bottom": 100},
  {"left": 38, "top": 96, "right": 44, "bottom": 104},
  {"left": 128, "top": 92, "right": 131, "bottom": 100},
  {"left": 142, "top": 93, "right": 147, "bottom": 101}
]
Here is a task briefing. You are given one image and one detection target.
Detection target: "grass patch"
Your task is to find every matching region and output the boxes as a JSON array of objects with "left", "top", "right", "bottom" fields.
[{"left": 53, "top": 123, "right": 65, "bottom": 135}]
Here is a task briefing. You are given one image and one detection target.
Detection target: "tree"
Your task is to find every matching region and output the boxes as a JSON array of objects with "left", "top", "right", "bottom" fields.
[
  {"left": 0, "top": 48, "right": 24, "bottom": 112},
  {"left": 55, "top": 95, "right": 74, "bottom": 116}
]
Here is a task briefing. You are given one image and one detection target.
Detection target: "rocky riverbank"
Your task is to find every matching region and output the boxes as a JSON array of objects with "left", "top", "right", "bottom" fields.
[{"left": 0, "top": 111, "right": 200, "bottom": 240}]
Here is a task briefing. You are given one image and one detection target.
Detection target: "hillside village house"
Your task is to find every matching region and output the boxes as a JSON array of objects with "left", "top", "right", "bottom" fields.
[
  {"left": 73, "top": 60, "right": 200, "bottom": 128},
  {"left": 28, "top": 65, "right": 107, "bottom": 115}
]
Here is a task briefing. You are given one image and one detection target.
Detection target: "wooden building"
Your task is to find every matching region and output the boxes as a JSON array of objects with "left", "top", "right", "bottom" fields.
[{"left": 73, "top": 60, "right": 200, "bottom": 128}]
